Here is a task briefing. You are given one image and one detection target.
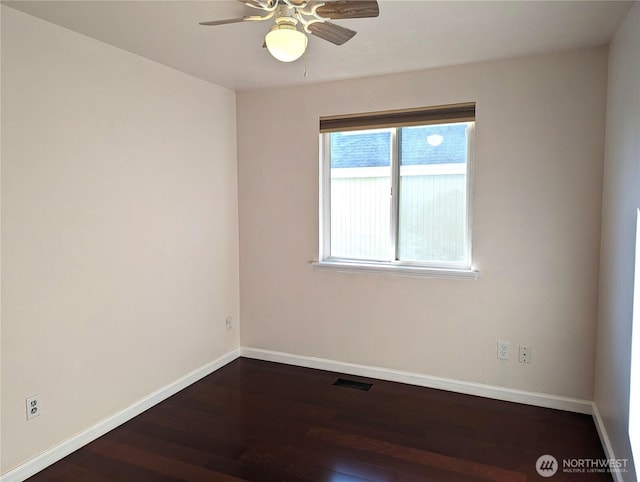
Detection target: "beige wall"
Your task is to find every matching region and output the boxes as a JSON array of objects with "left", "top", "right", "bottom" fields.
[
  {"left": 595, "top": 2, "right": 640, "bottom": 478},
  {"left": 0, "top": 2, "right": 621, "bottom": 476},
  {"left": 1, "top": 6, "right": 239, "bottom": 473},
  {"left": 238, "top": 47, "right": 607, "bottom": 400}
]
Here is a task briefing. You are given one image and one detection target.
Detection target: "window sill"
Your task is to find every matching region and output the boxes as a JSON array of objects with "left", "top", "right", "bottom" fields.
[{"left": 312, "top": 261, "right": 480, "bottom": 280}]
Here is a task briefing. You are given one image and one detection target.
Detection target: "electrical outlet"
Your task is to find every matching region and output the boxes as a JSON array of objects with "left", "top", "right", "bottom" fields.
[
  {"left": 497, "top": 341, "right": 510, "bottom": 360},
  {"left": 26, "top": 394, "right": 41, "bottom": 420},
  {"left": 225, "top": 316, "right": 232, "bottom": 331},
  {"left": 519, "top": 345, "right": 531, "bottom": 363}
]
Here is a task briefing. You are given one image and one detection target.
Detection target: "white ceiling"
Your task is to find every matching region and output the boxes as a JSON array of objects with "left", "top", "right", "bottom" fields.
[{"left": 3, "top": 0, "right": 633, "bottom": 91}]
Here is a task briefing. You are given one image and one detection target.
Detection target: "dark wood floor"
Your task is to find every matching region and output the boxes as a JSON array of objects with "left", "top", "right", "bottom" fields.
[{"left": 28, "top": 358, "right": 611, "bottom": 481}]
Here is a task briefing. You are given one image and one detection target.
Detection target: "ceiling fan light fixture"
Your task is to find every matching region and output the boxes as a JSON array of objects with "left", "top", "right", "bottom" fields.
[{"left": 265, "top": 23, "right": 308, "bottom": 62}]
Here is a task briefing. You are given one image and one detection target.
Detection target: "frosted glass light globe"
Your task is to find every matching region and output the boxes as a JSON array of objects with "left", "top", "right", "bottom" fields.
[{"left": 265, "top": 24, "right": 308, "bottom": 62}]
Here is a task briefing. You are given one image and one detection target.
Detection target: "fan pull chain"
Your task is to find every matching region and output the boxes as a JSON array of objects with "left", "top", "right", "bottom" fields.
[{"left": 303, "top": 47, "right": 308, "bottom": 78}]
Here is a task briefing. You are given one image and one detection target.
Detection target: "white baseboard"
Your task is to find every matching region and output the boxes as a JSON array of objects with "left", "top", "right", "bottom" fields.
[
  {"left": 0, "top": 348, "right": 241, "bottom": 482},
  {"left": 1, "top": 346, "right": 600, "bottom": 482},
  {"left": 592, "top": 403, "right": 625, "bottom": 482},
  {"left": 240, "top": 347, "right": 594, "bottom": 414}
]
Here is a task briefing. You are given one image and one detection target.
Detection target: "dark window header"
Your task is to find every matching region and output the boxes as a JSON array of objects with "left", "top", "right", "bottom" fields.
[{"left": 319, "top": 102, "right": 476, "bottom": 133}]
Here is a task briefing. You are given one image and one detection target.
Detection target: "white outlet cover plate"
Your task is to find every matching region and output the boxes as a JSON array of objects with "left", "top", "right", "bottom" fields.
[
  {"left": 497, "top": 341, "right": 510, "bottom": 360},
  {"left": 519, "top": 346, "right": 532, "bottom": 363},
  {"left": 26, "top": 394, "right": 41, "bottom": 420}
]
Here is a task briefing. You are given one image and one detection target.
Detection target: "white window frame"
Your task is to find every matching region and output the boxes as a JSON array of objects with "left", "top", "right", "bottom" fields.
[
  {"left": 315, "top": 117, "right": 478, "bottom": 280},
  {"left": 629, "top": 208, "right": 640, "bottom": 474}
]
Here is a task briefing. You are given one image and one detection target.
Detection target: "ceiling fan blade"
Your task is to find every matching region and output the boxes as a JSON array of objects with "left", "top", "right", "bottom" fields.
[
  {"left": 199, "top": 17, "right": 247, "bottom": 26},
  {"left": 309, "top": 21, "right": 357, "bottom": 45},
  {"left": 237, "top": 0, "right": 271, "bottom": 7},
  {"left": 316, "top": 0, "right": 379, "bottom": 19},
  {"left": 199, "top": 12, "right": 272, "bottom": 27}
]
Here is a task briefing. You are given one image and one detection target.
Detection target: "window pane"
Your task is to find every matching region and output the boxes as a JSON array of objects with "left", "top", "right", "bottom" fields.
[
  {"left": 330, "top": 130, "right": 391, "bottom": 260},
  {"left": 397, "top": 123, "right": 469, "bottom": 263}
]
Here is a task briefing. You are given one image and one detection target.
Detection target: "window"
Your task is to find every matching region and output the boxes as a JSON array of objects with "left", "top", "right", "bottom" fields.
[
  {"left": 629, "top": 208, "right": 640, "bottom": 475},
  {"left": 316, "top": 103, "right": 477, "bottom": 279}
]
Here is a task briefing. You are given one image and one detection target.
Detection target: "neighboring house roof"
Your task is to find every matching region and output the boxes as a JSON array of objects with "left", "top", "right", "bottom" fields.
[{"left": 330, "top": 123, "right": 468, "bottom": 168}]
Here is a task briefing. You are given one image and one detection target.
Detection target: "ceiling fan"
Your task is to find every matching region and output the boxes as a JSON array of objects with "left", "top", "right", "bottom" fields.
[{"left": 199, "top": 0, "right": 379, "bottom": 63}]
